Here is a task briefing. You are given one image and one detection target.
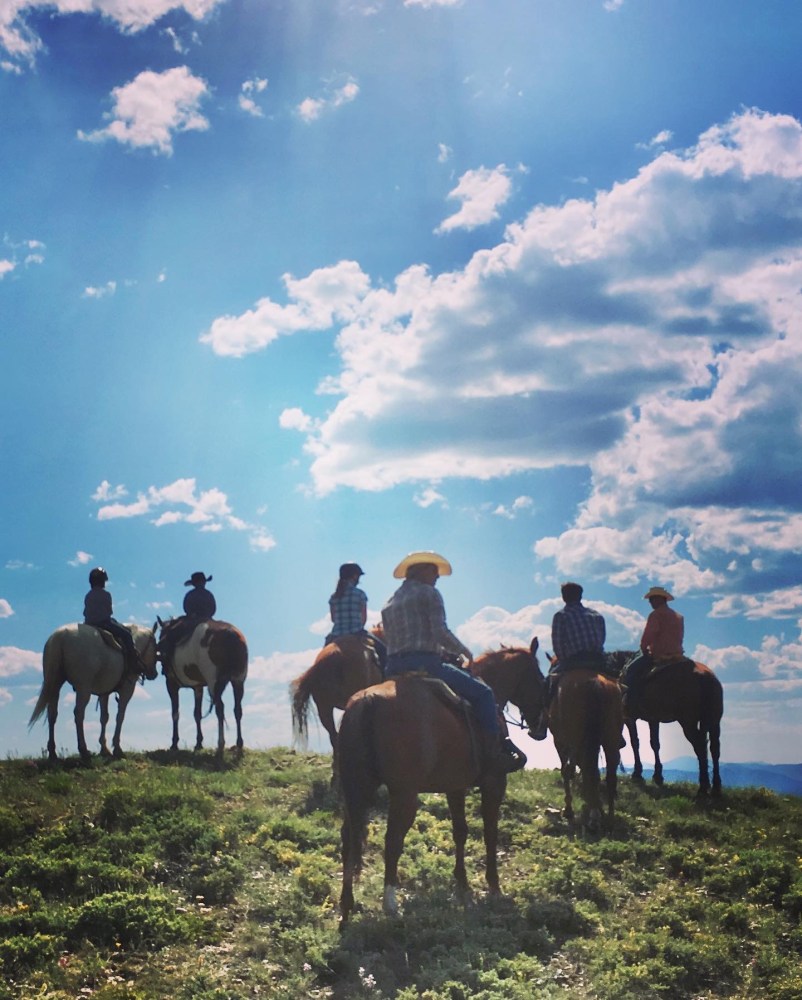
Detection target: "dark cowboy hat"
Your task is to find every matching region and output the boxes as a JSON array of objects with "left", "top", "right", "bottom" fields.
[{"left": 184, "top": 572, "right": 213, "bottom": 586}]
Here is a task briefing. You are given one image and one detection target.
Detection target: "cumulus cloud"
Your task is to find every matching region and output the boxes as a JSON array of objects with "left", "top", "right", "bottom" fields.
[
  {"left": 0, "top": 599, "right": 13, "bottom": 618},
  {"left": 92, "top": 477, "right": 275, "bottom": 552},
  {"left": 435, "top": 164, "right": 515, "bottom": 233},
  {"left": 1, "top": 1, "right": 223, "bottom": 70},
  {"left": 0, "top": 646, "right": 39, "bottom": 678},
  {"left": 413, "top": 486, "right": 447, "bottom": 508},
  {"left": 78, "top": 67, "right": 210, "bottom": 155},
  {"left": 297, "top": 78, "right": 359, "bottom": 123},
  {"left": 83, "top": 280, "right": 117, "bottom": 299},
  {"left": 492, "top": 495, "right": 534, "bottom": 519},
  {"left": 68, "top": 551, "right": 94, "bottom": 567},
  {"left": 201, "top": 108, "right": 802, "bottom": 602}
]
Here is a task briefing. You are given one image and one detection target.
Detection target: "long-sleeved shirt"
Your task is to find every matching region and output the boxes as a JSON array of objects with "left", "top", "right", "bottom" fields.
[
  {"left": 381, "top": 578, "right": 471, "bottom": 661},
  {"left": 551, "top": 601, "right": 606, "bottom": 664},
  {"left": 641, "top": 603, "right": 684, "bottom": 659},
  {"left": 83, "top": 587, "right": 113, "bottom": 626},
  {"left": 183, "top": 587, "right": 216, "bottom": 619}
]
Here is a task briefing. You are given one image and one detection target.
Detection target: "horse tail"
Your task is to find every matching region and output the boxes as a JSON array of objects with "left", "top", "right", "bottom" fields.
[
  {"left": 698, "top": 667, "right": 724, "bottom": 738},
  {"left": 29, "top": 632, "right": 64, "bottom": 727},
  {"left": 290, "top": 665, "right": 316, "bottom": 747},
  {"left": 338, "top": 694, "right": 380, "bottom": 882}
]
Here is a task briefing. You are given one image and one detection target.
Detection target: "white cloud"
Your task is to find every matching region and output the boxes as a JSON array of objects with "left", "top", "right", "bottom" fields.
[
  {"left": 435, "top": 164, "right": 514, "bottom": 233},
  {"left": 0, "top": 599, "right": 13, "bottom": 618},
  {"left": 437, "top": 143, "right": 452, "bottom": 163},
  {"left": 0, "top": 646, "right": 39, "bottom": 678},
  {"left": 297, "top": 78, "right": 359, "bottom": 123},
  {"left": 0, "top": 259, "right": 15, "bottom": 278},
  {"left": 92, "top": 477, "right": 275, "bottom": 552},
  {"left": 404, "top": 0, "right": 462, "bottom": 7},
  {"left": 239, "top": 76, "right": 268, "bottom": 117},
  {"left": 413, "top": 486, "right": 447, "bottom": 508},
  {"left": 68, "top": 551, "right": 94, "bottom": 567},
  {"left": 78, "top": 66, "right": 210, "bottom": 155},
  {"left": 492, "top": 495, "right": 534, "bottom": 519},
  {"left": 203, "top": 109, "right": 802, "bottom": 605},
  {"left": 637, "top": 128, "right": 673, "bottom": 150},
  {"left": 83, "top": 280, "right": 117, "bottom": 299},
  {"left": 1, "top": 1, "right": 224, "bottom": 69}
]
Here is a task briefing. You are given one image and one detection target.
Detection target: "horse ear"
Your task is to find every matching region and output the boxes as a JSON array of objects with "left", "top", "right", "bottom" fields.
[
  {"left": 530, "top": 636, "right": 539, "bottom": 657},
  {"left": 156, "top": 616, "right": 163, "bottom": 628}
]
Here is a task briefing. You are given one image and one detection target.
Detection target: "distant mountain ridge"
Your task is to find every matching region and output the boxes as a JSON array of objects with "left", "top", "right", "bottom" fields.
[{"left": 638, "top": 758, "right": 802, "bottom": 796}]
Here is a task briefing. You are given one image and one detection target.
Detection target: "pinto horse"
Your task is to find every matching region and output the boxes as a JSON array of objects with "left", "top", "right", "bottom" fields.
[
  {"left": 290, "top": 633, "right": 383, "bottom": 780},
  {"left": 547, "top": 666, "right": 624, "bottom": 831},
  {"left": 338, "top": 639, "right": 545, "bottom": 921},
  {"left": 609, "top": 651, "right": 723, "bottom": 796},
  {"left": 157, "top": 618, "right": 248, "bottom": 760},
  {"left": 29, "top": 622, "right": 158, "bottom": 761}
]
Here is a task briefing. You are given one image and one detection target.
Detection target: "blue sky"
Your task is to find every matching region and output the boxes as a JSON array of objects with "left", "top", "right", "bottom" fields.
[{"left": 2, "top": 0, "right": 801, "bottom": 768}]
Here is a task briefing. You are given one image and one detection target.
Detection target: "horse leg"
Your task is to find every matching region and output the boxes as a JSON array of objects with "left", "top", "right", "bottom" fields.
[
  {"left": 316, "top": 701, "right": 340, "bottom": 785},
  {"left": 559, "top": 755, "right": 575, "bottom": 822},
  {"left": 232, "top": 680, "right": 245, "bottom": 752},
  {"left": 46, "top": 692, "right": 61, "bottom": 762},
  {"left": 446, "top": 791, "right": 469, "bottom": 896},
  {"left": 681, "top": 721, "right": 710, "bottom": 796},
  {"left": 604, "top": 745, "right": 619, "bottom": 824},
  {"left": 709, "top": 721, "right": 722, "bottom": 797},
  {"left": 627, "top": 720, "right": 644, "bottom": 782},
  {"left": 383, "top": 790, "right": 418, "bottom": 916},
  {"left": 193, "top": 688, "right": 205, "bottom": 751},
  {"left": 73, "top": 690, "right": 92, "bottom": 761},
  {"left": 214, "top": 688, "right": 226, "bottom": 760},
  {"left": 111, "top": 692, "right": 133, "bottom": 759},
  {"left": 649, "top": 722, "right": 664, "bottom": 786},
  {"left": 479, "top": 779, "right": 505, "bottom": 895},
  {"left": 98, "top": 695, "right": 112, "bottom": 757},
  {"left": 166, "top": 677, "right": 181, "bottom": 752}
]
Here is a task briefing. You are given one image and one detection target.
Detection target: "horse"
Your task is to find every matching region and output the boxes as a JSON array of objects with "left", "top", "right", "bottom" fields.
[
  {"left": 608, "top": 650, "right": 723, "bottom": 796},
  {"left": 157, "top": 617, "right": 248, "bottom": 760},
  {"left": 338, "top": 638, "right": 545, "bottom": 921},
  {"left": 29, "top": 622, "right": 158, "bottom": 762},
  {"left": 547, "top": 664, "right": 624, "bottom": 831},
  {"left": 290, "top": 632, "right": 383, "bottom": 780}
]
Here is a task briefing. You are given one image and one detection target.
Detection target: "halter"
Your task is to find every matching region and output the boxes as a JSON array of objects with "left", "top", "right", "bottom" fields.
[{"left": 134, "top": 629, "right": 158, "bottom": 684}]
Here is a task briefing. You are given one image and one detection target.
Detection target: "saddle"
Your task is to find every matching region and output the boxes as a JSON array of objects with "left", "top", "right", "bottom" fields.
[
  {"left": 644, "top": 656, "right": 695, "bottom": 683},
  {"left": 398, "top": 673, "right": 485, "bottom": 774},
  {"left": 92, "top": 627, "right": 124, "bottom": 652}
]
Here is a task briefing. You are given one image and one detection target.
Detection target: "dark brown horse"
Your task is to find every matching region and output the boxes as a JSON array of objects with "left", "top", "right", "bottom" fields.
[
  {"left": 338, "top": 639, "right": 545, "bottom": 921},
  {"left": 290, "top": 633, "right": 383, "bottom": 780},
  {"left": 548, "top": 666, "right": 624, "bottom": 830},
  {"left": 157, "top": 618, "right": 248, "bottom": 761},
  {"left": 609, "top": 651, "right": 723, "bottom": 796}
]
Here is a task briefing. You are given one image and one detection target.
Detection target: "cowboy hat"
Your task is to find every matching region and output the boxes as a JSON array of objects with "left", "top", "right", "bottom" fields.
[
  {"left": 185, "top": 572, "right": 213, "bottom": 586},
  {"left": 644, "top": 586, "right": 674, "bottom": 601},
  {"left": 393, "top": 551, "right": 453, "bottom": 579}
]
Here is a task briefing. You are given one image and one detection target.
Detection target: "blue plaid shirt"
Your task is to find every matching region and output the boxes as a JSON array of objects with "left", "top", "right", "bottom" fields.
[
  {"left": 329, "top": 583, "right": 368, "bottom": 636},
  {"left": 551, "top": 601, "right": 606, "bottom": 664}
]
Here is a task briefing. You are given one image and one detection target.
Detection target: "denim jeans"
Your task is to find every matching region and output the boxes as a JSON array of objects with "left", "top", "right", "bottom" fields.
[{"left": 386, "top": 651, "right": 498, "bottom": 733}]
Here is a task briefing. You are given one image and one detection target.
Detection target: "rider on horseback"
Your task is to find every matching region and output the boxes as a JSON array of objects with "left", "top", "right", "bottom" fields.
[
  {"left": 326, "top": 562, "right": 387, "bottom": 671},
  {"left": 381, "top": 551, "right": 525, "bottom": 774},
  {"left": 530, "top": 581, "right": 607, "bottom": 740},
  {"left": 623, "top": 586, "right": 685, "bottom": 715},
  {"left": 158, "top": 571, "right": 217, "bottom": 672},
  {"left": 83, "top": 567, "right": 139, "bottom": 672}
]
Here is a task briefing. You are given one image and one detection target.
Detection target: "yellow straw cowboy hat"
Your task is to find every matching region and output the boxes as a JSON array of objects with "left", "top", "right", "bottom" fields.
[
  {"left": 644, "top": 586, "right": 674, "bottom": 601},
  {"left": 393, "top": 551, "right": 453, "bottom": 579}
]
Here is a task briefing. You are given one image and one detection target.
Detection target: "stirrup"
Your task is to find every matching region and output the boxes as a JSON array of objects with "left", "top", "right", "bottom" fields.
[{"left": 502, "top": 738, "right": 527, "bottom": 772}]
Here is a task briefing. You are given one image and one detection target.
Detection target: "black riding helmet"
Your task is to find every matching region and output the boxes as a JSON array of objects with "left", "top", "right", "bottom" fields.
[{"left": 89, "top": 567, "right": 109, "bottom": 586}]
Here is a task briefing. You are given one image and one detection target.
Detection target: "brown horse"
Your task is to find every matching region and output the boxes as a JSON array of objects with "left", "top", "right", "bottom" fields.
[
  {"left": 290, "top": 633, "right": 383, "bottom": 779},
  {"left": 157, "top": 618, "right": 248, "bottom": 761},
  {"left": 29, "top": 623, "right": 159, "bottom": 761},
  {"left": 338, "top": 639, "right": 545, "bottom": 921},
  {"left": 548, "top": 666, "right": 624, "bottom": 831},
  {"left": 609, "top": 651, "right": 723, "bottom": 796}
]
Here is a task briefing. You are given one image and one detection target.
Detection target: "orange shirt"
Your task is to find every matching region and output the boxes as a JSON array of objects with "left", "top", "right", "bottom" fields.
[{"left": 641, "top": 604, "right": 684, "bottom": 659}]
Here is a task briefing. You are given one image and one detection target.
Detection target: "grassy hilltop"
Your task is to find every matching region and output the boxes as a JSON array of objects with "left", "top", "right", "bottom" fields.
[{"left": 1, "top": 749, "right": 801, "bottom": 1000}]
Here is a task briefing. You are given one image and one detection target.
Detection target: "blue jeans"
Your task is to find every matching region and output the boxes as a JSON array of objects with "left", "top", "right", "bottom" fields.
[{"left": 386, "top": 651, "right": 499, "bottom": 734}]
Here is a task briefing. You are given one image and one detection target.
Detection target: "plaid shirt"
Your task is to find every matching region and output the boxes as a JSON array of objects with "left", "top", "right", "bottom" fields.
[
  {"left": 551, "top": 601, "right": 606, "bottom": 664},
  {"left": 329, "top": 584, "right": 368, "bottom": 637},
  {"left": 381, "top": 578, "right": 471, "bottom": 660}
]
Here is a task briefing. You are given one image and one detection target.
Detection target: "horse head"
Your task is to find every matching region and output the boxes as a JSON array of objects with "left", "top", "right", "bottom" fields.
[{"left": 135, "top": 624, "right": 159, "bottom": 681}]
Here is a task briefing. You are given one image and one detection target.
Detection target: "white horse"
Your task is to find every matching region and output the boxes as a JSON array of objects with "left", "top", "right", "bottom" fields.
[
  {"left": 29, "top": 622, "right": 158, "bottom": 761},
  {"left": 157, "top": 618, "right": 248, "bottom": 760}
]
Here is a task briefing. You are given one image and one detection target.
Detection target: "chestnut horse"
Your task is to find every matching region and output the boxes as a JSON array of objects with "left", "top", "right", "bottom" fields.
[
  {"left": 157, "top": 618, "right": 248, "bottom": 761},
  {"left": 29, "top": 622, "right": 158, "bottom": 762},
  {"left": 338, "top": 639, "right": 545, "bottom": 921},
  {"left": 548, "top": 666, "right": 624, "bottom": 831},
  {"left": 290, "top": 633, "right": 383, "bottom": 779},
  {"left": 608, "top": 651, "right": 723, "bottom": 796}
]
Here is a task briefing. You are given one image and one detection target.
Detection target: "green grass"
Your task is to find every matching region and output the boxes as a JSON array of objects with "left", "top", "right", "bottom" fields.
[{"left": 1, "top": 749, "right": 800, "bottom": 998}]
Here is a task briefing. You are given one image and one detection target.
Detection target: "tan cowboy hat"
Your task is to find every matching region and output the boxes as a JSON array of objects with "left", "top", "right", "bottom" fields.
[
  {"left": 393, "top": 551, "right": 453, "bottom": 579},
  {"left": 644, "top": 586, "right": 674, "bottom": 601}
]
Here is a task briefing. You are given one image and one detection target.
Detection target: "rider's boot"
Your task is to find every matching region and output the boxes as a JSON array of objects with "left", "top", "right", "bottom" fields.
[{"left": 481, "top": 731, "right": 527, "bottom": 774}]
